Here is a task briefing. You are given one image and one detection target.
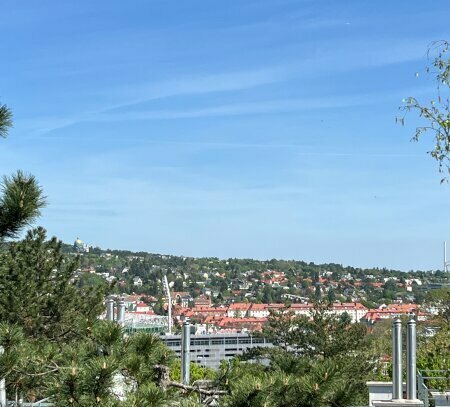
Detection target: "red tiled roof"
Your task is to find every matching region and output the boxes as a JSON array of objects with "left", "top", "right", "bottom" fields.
[
  {"left": 249, "top": 303, "right": 265, "bottom": 310},
  {"left": 228, "top": 303, "right": 250, "bottom": 310},
  {"left": 218, "top": 317, "right": 267, "bottom": 328}
]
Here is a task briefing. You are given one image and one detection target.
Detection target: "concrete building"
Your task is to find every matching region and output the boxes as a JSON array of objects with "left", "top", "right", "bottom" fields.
[{"left": 160, "top": 332, "right": 273, "bottom": 369}]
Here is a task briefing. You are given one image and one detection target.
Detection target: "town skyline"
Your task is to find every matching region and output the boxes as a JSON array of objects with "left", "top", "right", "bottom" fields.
[
  {"left": 2, "top": 1, "right": 450, "bottom": 270},
  {"left": 70, "top": 236, "right": 447, "bottom": 273},
  {"left": 1, "top": 2, "right": 449, "bottom": 405}
]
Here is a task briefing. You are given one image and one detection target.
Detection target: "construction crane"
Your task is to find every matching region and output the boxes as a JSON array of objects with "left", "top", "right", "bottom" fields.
[{"left": 162, "top": 274, "right": 173, "bottom": 334}]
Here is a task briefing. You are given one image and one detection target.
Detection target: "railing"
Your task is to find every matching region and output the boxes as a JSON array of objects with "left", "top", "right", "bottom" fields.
[
  {"left": 6, "top": 399, "right": 53, "bottom": 406},
  {"left": 417, "top": 370, "right": 450, "bottom": 407}
]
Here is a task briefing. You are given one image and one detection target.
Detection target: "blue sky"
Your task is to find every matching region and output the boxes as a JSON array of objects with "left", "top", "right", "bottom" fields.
[{"left": 1, "top": 0, "right": 450, "bottom": 270}]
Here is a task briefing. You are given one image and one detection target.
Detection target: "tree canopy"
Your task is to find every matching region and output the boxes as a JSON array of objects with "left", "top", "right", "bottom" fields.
[
  {"left": 0, "top": 227, "right": 107, "bottom": 341},
  {"left": 0, "top": 101, "right": 46, "bottom": 240},
  {"left": 0, "top": 228, "right": 202, "bottom": 406},
  {"left": 0, "top": 103, "right": 13, "bottom": 138},
  {"left": 399, "top": 40, "right": 450, "bottom": 181},
  {"left": 217, "top": 302, "right": 373, "bottom": 407},
  {"left": 0, "top": 233, "right": 377, "bottom": 407}
]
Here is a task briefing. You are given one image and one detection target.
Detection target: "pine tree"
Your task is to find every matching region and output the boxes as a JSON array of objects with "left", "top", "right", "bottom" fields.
[
  {"left": 224, "top": 302, "right": 372, "bottom": 407},
  {"left": 0, "top": 227, "right": 106, "bottom": 341},
  {"left": 0, "top": 229, "right": 205, "bottom": 406},
  {"left": 219, "top": 357, "right": 367, "bottom": 407},
  {"left": 0, "top": 103, "right": 13, "bottom": 138},
  {"left": 0, "top": 102, "right": 46, "bottom": 240}
]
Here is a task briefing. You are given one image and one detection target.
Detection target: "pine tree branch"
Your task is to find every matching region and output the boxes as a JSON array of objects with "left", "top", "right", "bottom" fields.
[
  {"left": 11, "top": 367, "right": 59, "bottom": 377},
  {"left": 0, "top": 104, "right": 12, "bottom": 138},
  {"left": 0, "top": 172, "right": 47, "bottom": 239},
  {"left": 167, "top": 381, "right": 228, "bottom": 395}
]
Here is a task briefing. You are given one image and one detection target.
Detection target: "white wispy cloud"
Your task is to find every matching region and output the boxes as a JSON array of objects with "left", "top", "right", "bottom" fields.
[
  {"left": 84, "top": 83, "right": 430, "bottom": 123},
  {"left": 93, "top": 95, "right": 364, "bottom": 122},
  {"left": 21, "top": 65, "right": 293, "bottom": 137},
  {"left": 102, "top": 66, "right": 294, "bottom": 111},
  {"left": 20, "top": 36, "right": 435, "bottom": 137}
]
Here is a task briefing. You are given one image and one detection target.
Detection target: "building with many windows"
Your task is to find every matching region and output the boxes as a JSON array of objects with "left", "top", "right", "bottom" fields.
[{"left": 160, "top": 332, "right": 273, "bottom": 369}]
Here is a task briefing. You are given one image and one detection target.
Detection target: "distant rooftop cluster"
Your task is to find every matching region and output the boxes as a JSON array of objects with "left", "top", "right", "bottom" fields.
[
  {"left": 107, "top": 293, "right": 434, "bottom": 336},
  {"left": 72, "top": 243, "right": 448, "bottom": 336}
]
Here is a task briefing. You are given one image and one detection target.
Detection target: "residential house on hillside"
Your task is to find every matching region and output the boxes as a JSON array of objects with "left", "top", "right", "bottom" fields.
[
  {"left": 171, "top": 292, "right": 192, "bottom": 307},
  {"left": 194, "top": 294, "right": 211, "bottom": 308},
  {"left": 218, "top": 317, "right": 266, "bottom": 331},
  {"left": 248, "top": 303, "right": 268, "bottom": 318},
  {"left": 134, "top": 302, "right": 151, "bottom": 313},
  {"left": 361, "top": 303, "right": 429, "bottom": 325},
  {"left": 227, "top": 303, "right": 251, "bottom": 318},
  {"left": 122, "top": 294, "right": 142, "bottom": 310}
]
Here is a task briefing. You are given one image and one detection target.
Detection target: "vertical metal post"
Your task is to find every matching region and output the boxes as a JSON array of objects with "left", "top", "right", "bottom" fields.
[
  {"left": 392, "top": 318, "right": 403, "bottom": 400},
  {"left": 407, "top": 318, "right": 417, "bottom": 400},
  {"left": 181, "top": 318, "right": 191, "bottom": 385},
  {"left": 106, "top": 297, "right": 115, "bottom": 321},
  {"left": 117, "top": 300, "right": 126, "bottom": 326},
  {"left": 445, "top": 241, "right": 448, "bottom": 273},
  {"left": 0, "top": 346, "right": 6, "bottom": 407}
]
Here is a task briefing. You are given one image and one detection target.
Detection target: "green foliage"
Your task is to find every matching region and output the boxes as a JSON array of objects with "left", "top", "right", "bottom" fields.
[
  {"left": 0, "top": 319, "right": 184, "bottom": 406},
  {"left": 263, "top": 302, "right": 367, "bottom": 358},
  {"left": 78, "top": 272, "right": 110, "bottom": 290},
  {"left": 220, "top": 358, "right": 367, "bottom": 407},
  {"left": 124, "top": 383, "right": 178, "bottom": 407},
  {"left": 0, "top": 230, "right": 184, "bottom": 405},
  {"left": 417, "top": 324, "right": 450, "bottom": 391},
  {"left": 56, "top": 240, "right": 436, "bottom": 307},
  {"left": 122, "top": 333, "right": 174, "bottom": 387},
  {"left": 48, "top": 324, "right": 157, "bottom": 406},
  {"left": 0, "top": 103, "right": 12, "bottom": 138},
  {"left": 0, "top": 227, "right": 106, "bottom": 341},
  {"left": 0, "top": 171, "right": 46, "bottom": 240},
  {"left": 221, "top": 302, "right": 372, "bottom": 407},
  {"left": 169, "top": 360, "right": 215, "bottom": 384},
  {"left": 0, "top": 103, "right": 46, "bottom": 239},
  {"left": 425, "top": 287, "right": 450, "bottom": 323},
  {"left": 399, "top": 40, "right": 450, "bottom": 181}
]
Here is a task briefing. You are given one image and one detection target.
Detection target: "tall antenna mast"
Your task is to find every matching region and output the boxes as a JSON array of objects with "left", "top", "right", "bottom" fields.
[
  {"left": 162, "top": 274, "right": 173, "bottom": 334},
  {"left": 445, "top": 241, "right": 449, "bottom": 273}
]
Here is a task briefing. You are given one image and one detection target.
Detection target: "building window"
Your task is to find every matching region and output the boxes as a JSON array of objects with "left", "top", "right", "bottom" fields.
[{"left": 192, "top": 340, "right": 209, "bottom": 346}]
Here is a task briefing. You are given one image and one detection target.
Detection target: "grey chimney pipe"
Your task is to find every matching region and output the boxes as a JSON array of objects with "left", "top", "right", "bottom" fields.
[
  {"left": 117, "top": 300, "right": 126, "bottom": 326},
  {"left": 406, "top": 318, "right": 417, "bottom": 400},
  {"left": 392, "top": 318, "right": 403, "bottom": 400},
  {"left": 181, "top": 318, "right": 191, "bottom": 385},
  {"left": 106, "top": 297, "right": 115, "bottom": 321}
]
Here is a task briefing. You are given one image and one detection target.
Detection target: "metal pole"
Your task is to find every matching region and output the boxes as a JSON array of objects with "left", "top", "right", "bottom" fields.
[
  {"left": 106, "top": 297, "right": 115, "bottom": 321},
  {"left": 0, "top": 346, "right": 6, "bottom": 407},
  {"left": 117, "top": 300, "right": 126, "bottom": 326},
  {"left": 445, "top": 241, "right": 448, "bottom": 273},
  {"left": 181, "top": 318, "right": 191, "bottom": 385},
  {"left": 392, "top": 318, "right": 403, "bottom": 400},
  {"left": 406, "top": 318, "right": 417, "bottom": 400}
]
